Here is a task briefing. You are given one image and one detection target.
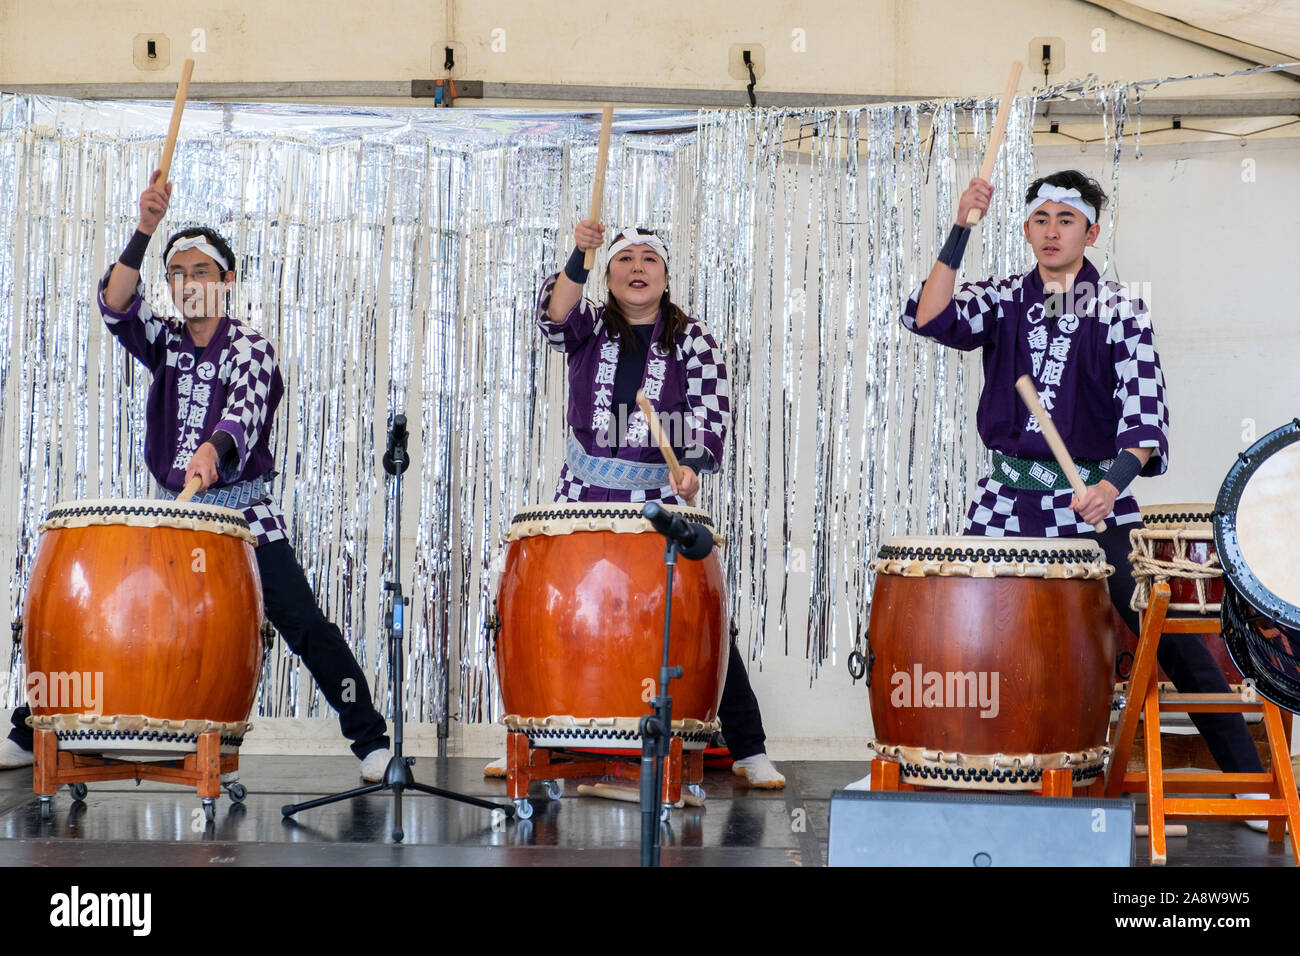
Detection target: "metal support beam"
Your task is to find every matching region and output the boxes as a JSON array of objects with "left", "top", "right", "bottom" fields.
[{"left": 1, "top": 81, "right": 1296, "bottom": 119}]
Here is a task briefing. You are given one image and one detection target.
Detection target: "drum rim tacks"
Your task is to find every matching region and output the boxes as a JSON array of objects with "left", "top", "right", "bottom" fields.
[{"left": 1214, "top": 419, "right": 1300, "bottom": 631}]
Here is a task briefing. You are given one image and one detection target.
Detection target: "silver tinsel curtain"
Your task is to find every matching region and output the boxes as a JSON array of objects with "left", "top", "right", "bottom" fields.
[{"left": 1, "top": 88, "right": 1115, "bottom": 726}]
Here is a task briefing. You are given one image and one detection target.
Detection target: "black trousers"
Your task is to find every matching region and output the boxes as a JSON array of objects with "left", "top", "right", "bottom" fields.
[
  {"left": 10, "top": 538, "right": 389, "bottom": 759},
  {"left": 718, "top": 642, "right": 767, "bottom": 761},
  {"left": 1080, "top": 524, "right": 1263, "bottom": 774}
]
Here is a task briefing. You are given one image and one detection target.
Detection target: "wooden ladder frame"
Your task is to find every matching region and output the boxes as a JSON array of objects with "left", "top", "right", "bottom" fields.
[{"left": 1106, "top": 582, "right": 1300, "bottom": 864}]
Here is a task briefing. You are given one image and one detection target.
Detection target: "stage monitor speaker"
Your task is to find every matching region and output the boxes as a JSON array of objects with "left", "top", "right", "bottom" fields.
[{"left": 828, "top": 789, "right": 1134, "bottom": 866}]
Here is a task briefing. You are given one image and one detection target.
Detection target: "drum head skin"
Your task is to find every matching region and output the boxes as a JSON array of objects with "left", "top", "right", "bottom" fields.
[
  {"left": 1215, "top": 420, "right": 1300, "bottom": 629},
  {"left": 1215, "top": 420, "right": 1300, "bottom": 713}
]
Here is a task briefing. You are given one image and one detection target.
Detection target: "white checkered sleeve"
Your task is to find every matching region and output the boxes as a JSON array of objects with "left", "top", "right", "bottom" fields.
[
  {"left": 1103, "top": 283, "right": 1169, "bottom": 476},
  {"left": 244, "top": 500, "right": 288, "bottom": 546},
  {"left": 96, "top": 269, "right": 177, "bottom": 372},
  {"left": 683, "top": 327, "right": 729, "bottom": 471},
  {"left": 902, "top": 275, "right": 1015, "bottom": 351},
  {"left": 216, "top": 333, "right": 278, "bottom": 473},
  {"left": 535, "top": 272, "right": 600, "bottom": 354}
]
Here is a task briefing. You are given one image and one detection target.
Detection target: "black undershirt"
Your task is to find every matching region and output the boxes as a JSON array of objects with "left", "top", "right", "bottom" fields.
[{"left": 610, "top": 325, "right": 709, "bottom": 473}]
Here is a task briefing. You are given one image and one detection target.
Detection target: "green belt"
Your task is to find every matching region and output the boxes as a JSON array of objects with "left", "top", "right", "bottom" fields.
[{"left": 991, "top": 451, "right": 1114, "bottom": 492}]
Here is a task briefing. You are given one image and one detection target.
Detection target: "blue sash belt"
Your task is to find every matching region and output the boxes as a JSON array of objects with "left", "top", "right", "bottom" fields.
[
  {"left": 566, "top": 432, "right": 669, "bottom": 490},
  {"left": 157, "top": 475, "right": 270, "bottom": 509}
]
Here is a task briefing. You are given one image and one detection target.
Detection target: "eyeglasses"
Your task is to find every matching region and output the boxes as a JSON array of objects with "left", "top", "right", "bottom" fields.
[{"left": 167, "top": 266, "right": 222, "bottom": 281}]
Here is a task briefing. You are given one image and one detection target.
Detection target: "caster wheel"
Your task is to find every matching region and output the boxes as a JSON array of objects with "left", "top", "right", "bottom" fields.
[
  {"left": 226, "top": 783, "right": 247, "bottom": 803},
  {"left": 394, "top": 828, "right": 404, "bottom": 843},
  {"left": 69, "top": 783, "right": 88, "bottom": 802},
  {"left": 39, "top": 797, "right": 52, "bottom": 820},
  {"left": 660, "top": 804, "right": 672, "bottom": 823},
  {"left": 543, "top": 779, "right": 563, "bottom": 800},
  {"left": 202, "top": 799, "right": 216, "bottom": 823},
  {"left": 514, "top": 798, "right": 534, "bottom": 820}
]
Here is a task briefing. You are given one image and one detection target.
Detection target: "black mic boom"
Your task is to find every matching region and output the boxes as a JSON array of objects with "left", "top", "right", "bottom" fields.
[{"left": 641, "top": 502, "right": 713, "bottom": 560}]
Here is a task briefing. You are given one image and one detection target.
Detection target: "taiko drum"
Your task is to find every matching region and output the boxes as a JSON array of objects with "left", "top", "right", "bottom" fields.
[
  {"left": 495, "top": 503, "right": 728, "bottom": 749},
  {"left": 1130, "top": 504, "right": 1226, "bottom": 614},
  {"left": 1121, "top": 504, "right": 1241, "bottom": 683},
  {"left": 22, "top": 500, "right": 263, "bottom": 756},
  {"left": 867, "top": 536, "right": 1115, "bottom": 790},
  {"left": 1215, "top": 421, "right": 1300, "bottom": 713}
]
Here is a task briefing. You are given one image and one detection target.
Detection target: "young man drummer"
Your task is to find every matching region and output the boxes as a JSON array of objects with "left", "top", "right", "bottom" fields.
[
  {"left": 855, "top": 171, "right": 1264, "bottom": 806},
  {"left": 1, "top": 173, "right": 392, "bottom": 780}
]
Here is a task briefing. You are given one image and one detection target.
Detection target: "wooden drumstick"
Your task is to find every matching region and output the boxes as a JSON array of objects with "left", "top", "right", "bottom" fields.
[
  {"left": 577, "top": 782, "right": 703, "bottom": 808},
  {"left": 636, "top": 390, "right": 695, "bottom": 508},
  {"left": 966, "top": 61, "right": 1023, "bottom": 226},
  {"left": 1135, "top": 824, "right": 1188, "bottom": 838},
  {"left": 157, "top": 58, "right": 196, "bottom": 188},
  {"left": 583, "top": 105, "right": 614, "bottom": 270},
  {"left": 176, "top": 475, "right": 203, "bottom": 503},
  {"left": 1015, "top": 374, "right": 1106, "bottom": 533}
]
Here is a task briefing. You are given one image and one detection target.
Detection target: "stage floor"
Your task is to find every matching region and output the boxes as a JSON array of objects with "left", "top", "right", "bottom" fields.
[{"left": 0, "top": 756, "right": 1292, "bottom": 867}]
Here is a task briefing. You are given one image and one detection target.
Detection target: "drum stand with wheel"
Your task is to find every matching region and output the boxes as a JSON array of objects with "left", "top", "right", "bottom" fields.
[
  {"left": 493, "top": 502, "right": 727, "bottom": 830},
  {"left": 502, "top": 732, "right": 704, "bottom": 822},
  {"left": 1106, "top": 582, "right": 1300, "bottom": 865},
  {"left": 21, "top": 498, "right": 265, "bottom": 824},
  {"left": 31, "top": 728, "right": 244, "bottom": 823}
]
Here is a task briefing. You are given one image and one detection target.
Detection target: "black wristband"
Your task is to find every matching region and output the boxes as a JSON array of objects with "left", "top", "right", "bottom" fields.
[
  {"left": 208, "top": 429, "right": 236, "bottom": 459},
  {"left": 563, "top": 246, "right": 590, "bottom": 284},
  {"left": 937, "top": 224, "right": 971, "bottom": 269},
  {"left": 679, "top": 449, "right": 712, "bottom": 475},
  {"left": 118, "top": 229, "right": 152, "bottom": 271},
  {"left": 1102, "top": 450, "right": 1144, "bottom": 494}
]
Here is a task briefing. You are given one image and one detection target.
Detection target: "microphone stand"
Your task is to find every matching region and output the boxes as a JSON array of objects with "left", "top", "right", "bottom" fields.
[
  {"left": 636, "top": 501, "right": 718, "bottom": 866},
  {"left": 639, "top": 536, "right": 682, "bottom": 868},
  {"left": 281, "top": 414, "right": 514, "bottom": 841}
]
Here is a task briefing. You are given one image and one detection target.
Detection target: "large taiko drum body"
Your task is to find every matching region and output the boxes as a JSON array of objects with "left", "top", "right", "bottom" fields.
[
  {"left": 22, "top": 500, "right": 263, "bottom": 758},
  {"left": 867, "top": 536, "right": 1115, "bottom": 790},
  {"left": 495, "top": 503, "right": 728, "bottom": 750}
]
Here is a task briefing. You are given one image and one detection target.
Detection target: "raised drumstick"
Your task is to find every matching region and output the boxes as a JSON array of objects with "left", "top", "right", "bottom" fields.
[
  {"left": 1015, "top": 374, "right": 1106, "bottom": 533},
  {"left": 583, "top": 105, "right": 614, "bottom": 270},
  {"left": 636, "top": 390, "right": 695, "bottom": 508},
  {"left": 966, "top": 61, "right": 1023, "bottom": 226},
  {"left": 157, "top": 58, "right": 196, "bottom": 188},
  {"left": 176, "top": 475, "right": 203, "bottom": 503}
]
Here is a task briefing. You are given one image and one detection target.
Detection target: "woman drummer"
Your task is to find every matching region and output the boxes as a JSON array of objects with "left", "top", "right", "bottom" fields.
[{"left": 485, "top": 221, "right": 784, "bottom": 788}]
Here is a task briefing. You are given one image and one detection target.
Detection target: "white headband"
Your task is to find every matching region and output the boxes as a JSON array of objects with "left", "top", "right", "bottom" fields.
[
  {"left": 607, "top": 228, "right": 669, "bottom": 269},
  {"left": 164, "top": 235, "right": 231, "bottom": 273},
  {"left": 1025, "top": 185, "right": 1097, "bottom": 225}
]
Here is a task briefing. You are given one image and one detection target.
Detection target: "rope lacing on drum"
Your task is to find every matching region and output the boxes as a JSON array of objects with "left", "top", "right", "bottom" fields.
[{"left": 1128, "top": 525, "right": 1223, "bottom": 614}]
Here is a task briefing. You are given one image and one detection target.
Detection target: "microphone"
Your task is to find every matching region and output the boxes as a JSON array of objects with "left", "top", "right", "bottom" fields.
[
  {"left": 641, "top": 502, "right": 714, "bottom": 561},
  {"left": 382, "top": 413, "right": 410, "bottom": 475}
]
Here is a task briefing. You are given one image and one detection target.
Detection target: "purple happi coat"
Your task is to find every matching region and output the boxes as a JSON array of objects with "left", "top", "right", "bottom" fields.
[
  {"left": 535, "top": 273, "right": 729, "bottom": 504},
  {"left": 903, "top": 258, "right": 1169, "bottom": 536},
  {"left": 98, "top": 272, "right": 288, "bottom": 545}
]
